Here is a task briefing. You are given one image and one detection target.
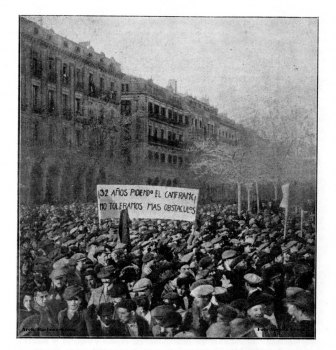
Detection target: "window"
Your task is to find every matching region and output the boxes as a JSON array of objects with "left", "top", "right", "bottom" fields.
[
  {"left": 121, "top": 100, "right": 131, "bottom": 116},
  {"left": 161, "top": 129, "right": 164, "bottom": 139},
  {"left": 185, "top": 116, "right": 189, "bottom": 125},
  {"left": 178, "top": 157, "right": 183, "bottom": 167},
  {"left": 168, "top": 131, "right": 172, "bottom": 141},
  {"left": 100, "top": 77, "right": 104, "bottom": 91},
  {"left": 148, "top": 150, "right": 153, "bottom": 161},
  {"left": 32, "top": 85, "right": 39, "bottom": 108},
  {"left": 110, "top": 81, "right": 114, "bottom": 91},
  {"left": 48, "top": 124, "right": 53, "bottom": 143},
  {"left": 76, "top": 69, "right": 81, "bottom": 83},
  {"left": 172, "top": 133, "right": 176, "bottom": 140},
  {"left": 48, "top": 90, "right": 55, "bottom": 112},
  {"left": 62, "top": 94, "right": 68, "bottom": 109},
  {"left": 31, "top": 51, "right": 41, "bottom": 77},
  {"left": 154, "top": 104, "right": 160, "bottom": 115},
  {"left": 153, "top": 128, "right": 157, "bottom": 139},
  {"left": 48, "top": 58, "right": 54, "bottom": 72},
  {"left": 62, "top": 64, "right": 69, "bottom": 84},
  {"left": 179, "top": 114, "right": 183, "bottom": 123},
  {"left": 195, "top": 119, "right": 198, "bottom": 128},
  {"left": 148, "top": 102, "right": 153, "bottom": 114},
  {"left": 89, "top": 73, "right": 93, "bottom": 84},
  {"left": 167, "top": 179, "right": 172, "bottom": 186},
  {"left": 200, "top": 120, "right": 202, "bottom": 128},
  {"left": 173, "top": 112, "right": 178, "bottom": 121},
  {"left": 173, "top": 156, "right": 177, "bottom": 165},
  {"left": 121, "top": 84, "right": 129, "bottom": 92},
  {"left": 160, "top": 153, "right": 165, "bottom": 163},
  {"left": 179, "top": 134, "right": 182, "bottom": 142},
  {"left": 168, "top": 109, "right": 172, "bottom": 118},
  {"left": 154, "top": 152, "right": 159, "bottom": 162},
  {"left": 161, "top": 107, "right": 166, "bottom": 116},
  {"left": 76, "top": 130, "right": 82, "bottom": 146},
  {"left": 33, "top": 121, "right": 39, "bottom": 142},
  {"left": 168, "top": 155, "right": 172, "bottom": 164},
  {"left": 75, "top": 98, "right": 81, "bottom": 113},
  {"left": 148, "top": 125, "right": 152, "bottom": 136},
  {"left": 63, "top": 64, "right": 68, "bottom": 76}
]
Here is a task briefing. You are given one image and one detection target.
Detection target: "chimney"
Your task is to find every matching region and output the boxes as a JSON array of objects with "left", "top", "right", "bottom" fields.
[{"left": 167, "top": 79, "right": 177, "bottom": 94}]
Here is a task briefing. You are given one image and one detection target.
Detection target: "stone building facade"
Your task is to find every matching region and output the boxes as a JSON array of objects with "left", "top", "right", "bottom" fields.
[
  {"left": 20, "top": 17, "right": 243, "bottom": 205},
  {"left": 20, "top": 17, "right": 124, "bottom": 205}
]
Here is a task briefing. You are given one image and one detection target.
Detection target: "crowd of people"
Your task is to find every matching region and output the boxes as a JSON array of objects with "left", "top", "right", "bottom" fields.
[{"left": 18, "top": 199, "right": 316, "bottom": 338}]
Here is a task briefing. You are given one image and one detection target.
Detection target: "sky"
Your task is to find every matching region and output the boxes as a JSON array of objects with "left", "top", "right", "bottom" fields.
[{"left": 25, "top": 16, "right": 318, "bottom": 122}]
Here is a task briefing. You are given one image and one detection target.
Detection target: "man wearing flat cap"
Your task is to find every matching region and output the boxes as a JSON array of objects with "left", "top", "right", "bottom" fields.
[
  {"left": 58, "top": 285, "right": 93, "bottom": 336},
  {"left": 244, "top": 273, "right": 263, "bottom": 300},
  {"left": 133, "top": 278, "right": 160, "bottom": 310},
  {"left": 88, "top": 266, "right": 116, "bottom": 308},
  {"left": 48, "top": 268, "right": 68, "bottom": 316},
  {"left": 184, "top": 284, "right": 217, "bottom": 337}
]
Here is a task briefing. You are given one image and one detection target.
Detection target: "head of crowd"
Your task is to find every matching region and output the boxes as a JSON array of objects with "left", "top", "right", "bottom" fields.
[{"left": 18, "top": 200, "right": 315, "bottom": 338}]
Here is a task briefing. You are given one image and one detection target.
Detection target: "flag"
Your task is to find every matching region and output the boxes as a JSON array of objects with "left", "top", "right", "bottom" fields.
[
  {"left": 118, "top": 209, "right": 132, "bottom": 248},
  {"left": 280, "top": 183, "right": 290, "bottom": 209}
]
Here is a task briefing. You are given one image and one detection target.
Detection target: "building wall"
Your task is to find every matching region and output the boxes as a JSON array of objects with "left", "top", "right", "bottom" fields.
[
  {"left": 20, "top": 17, "right": 244, "bottom": 205},
  {"left": 20, "top": 18, "right": 124, "bottom": 205}
]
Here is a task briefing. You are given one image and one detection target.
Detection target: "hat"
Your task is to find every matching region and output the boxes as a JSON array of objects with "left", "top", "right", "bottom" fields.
[
  {"left": 71, "top": 253, "right": 86, "bottom": 261},
  {"left": 222, "top": 250, "right": 237, "bottom": 260},
  {"left": 142, "top": 253, "right": 154, "bottom": 264},
  {"left": 242, "top": 237, "right": 254, "bottom": 246},
  {"left": 162, "top": 292, "right": 180, "bottom": 301},
  {"left": 230, "top": 318, "right": 254, "bottom": 338},
  {"left": 161, "top": 311, "right": 182, "bottom": 328},
  {"left": 285, "top": 286, "right": 305, "bottom": 298},
  {"left": 199, "top": 256, "right": 213, "bottom": 270},
  {"left": 133, "top": 278, "right": 152, "bottom": 292},
  {"left": 94, "top": 246, "right": 106, "bottom": 258},
  {"left": 270, "top": 245, "right": 282, "bottom": 258},
  {"left": 206, "top": 322, "right": 230, "bottom": 338},
  {"left": 49, "top": 268, "right": 67, "bottom": 280},
  {"left": 151, "top": 305, "right": 174, "bottom": 321},
  {"left": 213, "top": 286, "right": 226, "bottom": 295},
  {"left": 109, "top": 283, "right": 128, "bottom": 298},
  {"left": 190, "top": 284, "right": 214, "bottom": 298},
  {"left": 283, "top": 291, "right": 314, "bottom": 314},
  {"left": 217, "top": 305, "right": 238, "bottom": 321},
  {"left": 68, "top": 258, "right": 77, "bottom": 266},
  {"left": 97, "top": 266, "right": 116, "bottom": 279},
  {"left": 247, "top": 293, "right": 272, "bottom": 310},
  {"left": 181, "top": 252, "right": 194, "bottom": 263},
  {"left": 115, "top": 242, "right": 127, "bottom": 250},
  {"left": 244, "top": 273, "right": 262, "bottom": 285},
  {"left": 63, "top": 285, "right": 84, "bottom": 300}
]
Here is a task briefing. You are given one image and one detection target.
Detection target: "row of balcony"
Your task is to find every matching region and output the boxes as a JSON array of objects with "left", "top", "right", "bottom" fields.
[
  {"left": 148, "top": 112, "right": 187, "bottom": 127},
  {"left": 148, "top": 135, "right": 184, "bottom": 149}
]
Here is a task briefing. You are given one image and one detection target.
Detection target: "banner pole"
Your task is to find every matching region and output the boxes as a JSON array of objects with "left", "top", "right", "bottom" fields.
[{"left": 284, "top": 208, "right": 288, "bottom": 239}]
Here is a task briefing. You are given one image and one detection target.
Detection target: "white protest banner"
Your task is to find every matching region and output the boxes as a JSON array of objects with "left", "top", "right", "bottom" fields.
[{"left": 97, "top": 185, "right": 199, "bottom": 222}]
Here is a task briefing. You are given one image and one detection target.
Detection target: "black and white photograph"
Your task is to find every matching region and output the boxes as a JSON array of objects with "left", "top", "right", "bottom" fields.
[{"left": 16, "top": 13, "right": 319, "bottom": 340}]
